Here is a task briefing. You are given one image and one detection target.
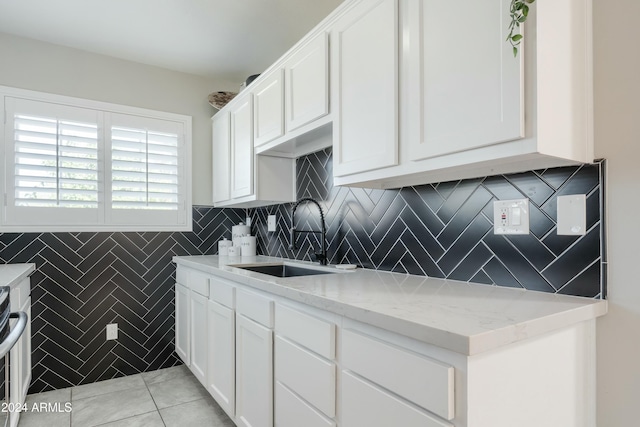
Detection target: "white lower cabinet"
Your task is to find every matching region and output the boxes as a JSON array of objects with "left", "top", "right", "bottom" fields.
[
  {"left": 174, "top": 264, "right": 596, "bottom": 427},
  {"left": 274, "top": 336, "right": 335, "bottom": 417},
  {"left": 18, "top": 296, "right": 31, "bottom": 402},
  {"left": 207, "top": 299, "right": 235, "bottom": 418},
  {"left": 274, "top": 303, "right": 337, "bottom": 426},
  {"left": 189, "top": 290, "right": 208, "bottom": 385},
  {"left": 342, "top": 328, "right": 454, "bottom": 420},
  {"left": 341, "top": 328, "right": 454, "bottom": 427},
  {"left": 235, "top": 313, "right": 274, "bottom": 427},
  {"left": 275, "top": 382, "right": 335, "bottom": 427},
  {"left": 9, "top": 277, "right": 32, "bottom": 427},
  {"left": 174, "top": 282, "right": 190, "bottom": 365},
  {"left": 175, "top": 266, "right": 209, "bottom": 385},
  {"left": 342, "top": 371, "right": 451, "bottom": 427}
]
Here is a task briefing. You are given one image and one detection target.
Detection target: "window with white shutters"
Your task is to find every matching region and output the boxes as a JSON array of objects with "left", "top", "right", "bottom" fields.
[{"left": 1, "top": 87, "right": 192, "bottom": 231}]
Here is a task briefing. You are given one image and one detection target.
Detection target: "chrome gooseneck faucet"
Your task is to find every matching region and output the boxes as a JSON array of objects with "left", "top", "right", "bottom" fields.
[{"left": 289, "top": 198, "right": 328, "bottom": 265}]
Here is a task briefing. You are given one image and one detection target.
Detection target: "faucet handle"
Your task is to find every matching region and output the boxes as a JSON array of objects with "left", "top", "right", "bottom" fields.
[
  {"left": 289, "top": 227, "right": 296, "bottom": 250},
  {"left": 311, "top": 252, "right": 327, "bottom": 265}
]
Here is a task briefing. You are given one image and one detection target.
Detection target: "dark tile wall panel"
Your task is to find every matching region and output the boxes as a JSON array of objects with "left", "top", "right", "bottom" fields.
[
  {"left": 0, "top": 206, "right": 244, "bottom": 393},
  {"left": 250, "top": 147, "right": 605, "bottom": 298}
]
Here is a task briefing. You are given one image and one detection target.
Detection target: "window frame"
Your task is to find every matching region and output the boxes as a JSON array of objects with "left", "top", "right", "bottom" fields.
[{"left": 0, "top": 85, "right": 193, "bottom": 232}]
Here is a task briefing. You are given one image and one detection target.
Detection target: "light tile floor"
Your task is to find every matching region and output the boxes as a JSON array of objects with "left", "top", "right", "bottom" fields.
[{"left": 17, "top": 365, "right": 235, "bottom": 427}]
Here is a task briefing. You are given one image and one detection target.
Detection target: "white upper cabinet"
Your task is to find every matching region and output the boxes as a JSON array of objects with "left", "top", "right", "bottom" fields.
[
  {"left": 331, "top": 0, "right": 399, "bottom": 177},
  {"left": 230, "top": 96, "right": 254, "bottom": 199},
  {"left": 212, "top": 92, "right": 296, "bottom": 208},
  {"left": 333, "top": 0, "right": 593, "bottom": 189},
  {"left": 253, "top": 30, "right": 333, "bottom": 158},
  {"left": 253, "top": 70, "right": 285, "bottom": 147},
  {"left": 211, "top": 0, "right": 594, "bottom": 195},
  {"left": 285, "top": 32, "right": 330, "bottom": 132},
  {"left": 212, "top": 111, "right": 230, "bottom": 204},
  {"left": 406, "top": 0, "right": 523, "bottom": 161}
]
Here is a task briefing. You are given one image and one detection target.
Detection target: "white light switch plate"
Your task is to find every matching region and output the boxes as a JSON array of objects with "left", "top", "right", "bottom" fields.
[
  {"left": 557, "top": 194, "right": 586, "bottom": 235},
  {"left": 493, "top": 199, "right": 530, "bottom": 235},
  {"left": 267, "top": 215, "right": 277, "bottom": 232}
]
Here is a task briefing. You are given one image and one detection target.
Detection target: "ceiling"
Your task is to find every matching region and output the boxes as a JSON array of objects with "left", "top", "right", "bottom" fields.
[{"left": 0, "top": 0, "right": 343, "bottom": 83}]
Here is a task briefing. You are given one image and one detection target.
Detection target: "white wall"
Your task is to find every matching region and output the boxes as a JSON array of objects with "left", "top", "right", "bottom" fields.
[
  {"left": 0, "top": 32, "right": 237, "bottom": 206},
  {"left": 593, "top": 0, "right": 640, "bottom": 425}
]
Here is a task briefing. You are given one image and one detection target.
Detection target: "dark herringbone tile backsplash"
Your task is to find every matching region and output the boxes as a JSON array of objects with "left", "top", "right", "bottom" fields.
[
  {"left": 0, "top": 207, "right": 244, "bottom": 393},
  {"left": 250, "top": 147, "right": 605, "bottom": 298},
  {"left": 0, "top": 146, "right": 605, "bottom": 395}
]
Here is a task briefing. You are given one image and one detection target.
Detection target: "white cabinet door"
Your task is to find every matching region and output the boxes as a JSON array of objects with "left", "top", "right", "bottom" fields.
[
  {"left": 18, "top": 297, "right": 31, "bottom": 402},
  {"left": 207, "top": 299, "right": 235, "bottom": 418},
  {"left": 254, "top": 70, "right": 285, "bottom": 147},
  {"left": 236, "top": 314, "right": 273, "bottom": 427},
  {"left": 175, "top": 283, "right": 190, "bottom": 365},
  {"left": 405, "top": 0, "right": 523, "bottom": 161},
  {"left": 285, "top": 32, "right": 330, "bottom": 132},
  {"left": 332, "top": 0, "right": 399, "bottom": 177},
  {"left": 212, "top": 111, "right": 231, "bottom": 203},
  {"left": 230, "top": 96, "right": 254, "bottom": 199},
  {"left": 9, "top": 279, "right": 31, "bottom": 427},
  {"left": 189, "top": 290, "right": 208, "bottom": 385}
]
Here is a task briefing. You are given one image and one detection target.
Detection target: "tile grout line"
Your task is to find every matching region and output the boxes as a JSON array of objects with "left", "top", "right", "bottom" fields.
[{"left": 143, "top": 375, "right": 167, "bottom": 427}]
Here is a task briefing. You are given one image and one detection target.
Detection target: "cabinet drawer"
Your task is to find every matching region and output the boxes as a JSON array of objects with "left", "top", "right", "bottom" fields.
[
  {"left": 275, "top": 336, "right": 335, "bottom": 417},
  {"left": 276, "top": 381, "right": 335, "bottom": 427},
  {"left": 342, "top": 329, "right": 454, "bottom": 420},
  {"left": 275, "top": 304, "right": 335, "bottom": 360},
  {"left": 177, "top": 267, "right": 210, "bottom": 297},
  {"left": 176, "top": 266, "right": 188, "bottom": 286},
  {"left": 236, "top": 288, "right": 274, "bottom": 327},
  {"left": 342, "top": 371, "right": 452, "bottom": 427},
  {"left": 209, "top": 276, "right": 236, "bottom": 308},
  {"left": 11, "top": 278, "right": 30, "bottom": 309}
]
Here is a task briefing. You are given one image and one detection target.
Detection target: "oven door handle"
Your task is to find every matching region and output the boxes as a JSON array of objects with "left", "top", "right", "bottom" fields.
[{"left": 0, "top": 311, "right": 27, "bottom": 358}]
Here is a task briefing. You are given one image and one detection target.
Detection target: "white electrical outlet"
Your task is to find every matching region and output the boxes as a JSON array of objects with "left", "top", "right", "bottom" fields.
[
  {"left": 106, "top": 323, "right": 118, "bottom": 340},
  {"left": 267, "top": 215, "right": 277, "bottom": 232},
  {"left": 493, "top": 199, "right": 530, "bottom": 235}
]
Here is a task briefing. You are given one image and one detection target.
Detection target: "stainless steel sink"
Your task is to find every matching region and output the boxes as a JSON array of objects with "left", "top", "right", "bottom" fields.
[{"left": 233, "top": 264, "right": 336, "bottom": 278}]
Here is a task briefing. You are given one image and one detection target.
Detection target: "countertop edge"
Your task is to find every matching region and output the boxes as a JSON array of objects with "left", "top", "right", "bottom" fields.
[
  {"left": 173, "top": 256, "right": 607, "bottom": 356},
  {"left": 467, "top": 300, "right": 608, "bottom": 355},
  {"left": 0, "top": 263, "right": 36, "bottom": 290}
]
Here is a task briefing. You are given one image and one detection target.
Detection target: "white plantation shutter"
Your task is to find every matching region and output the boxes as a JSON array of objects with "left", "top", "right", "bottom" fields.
[
  {"left": 4, "top": 97, "right": 102, "bottom": 225},
  {"left": 111, "top": 126, "right": 179, "bottom": 210},
  {"left": 107, "top": 113, "right": 186, "bottom": 226},
  {"left": 14, "top": 115, "right": 99, "bottom": 208},
  {"left": 1, "top": 88, "right": 192, "bottom": 231}
]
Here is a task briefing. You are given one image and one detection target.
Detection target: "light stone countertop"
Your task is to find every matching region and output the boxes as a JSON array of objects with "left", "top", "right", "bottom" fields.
[
  {"left": 0, "top": 263, "right": 35, "bottom": 290},
  {"left": 173, "top": 255, "right": 607, "bottom": 356}
]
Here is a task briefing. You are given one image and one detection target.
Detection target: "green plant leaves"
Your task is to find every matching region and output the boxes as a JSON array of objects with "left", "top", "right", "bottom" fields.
[{"left": 508, "top": 0, "right": 535, "bottom": 57}]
